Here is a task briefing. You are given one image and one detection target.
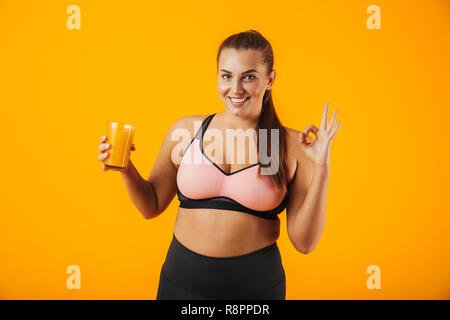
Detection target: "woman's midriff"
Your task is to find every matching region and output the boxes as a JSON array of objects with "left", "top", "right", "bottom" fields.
[{"left": 173, "top": 207, "right": 281, "bottom": 258}]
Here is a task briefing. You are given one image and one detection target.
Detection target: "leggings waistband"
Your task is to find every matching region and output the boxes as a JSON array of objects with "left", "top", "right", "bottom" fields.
[{"left": 162, "top": 233, "right": 285, "bottom": 299}]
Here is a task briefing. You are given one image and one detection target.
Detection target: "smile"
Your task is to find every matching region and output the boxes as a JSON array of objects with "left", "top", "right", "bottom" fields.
[{"left": 228, "top": 96, "right": 250, "bottom": 105}]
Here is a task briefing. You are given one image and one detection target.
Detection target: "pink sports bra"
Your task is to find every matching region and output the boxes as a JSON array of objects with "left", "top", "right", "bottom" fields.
[{"left": 176, "top": 113, "right": 289, "bottom": 220}]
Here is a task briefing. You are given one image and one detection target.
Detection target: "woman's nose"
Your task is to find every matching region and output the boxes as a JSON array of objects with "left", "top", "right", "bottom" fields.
[{"left": 231, "top": 79, "right": 244, "bottom": 94}]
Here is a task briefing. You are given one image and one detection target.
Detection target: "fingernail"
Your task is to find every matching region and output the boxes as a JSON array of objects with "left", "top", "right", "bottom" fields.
[{"left": 105, "top": 144, "right": 109, "bottom": 148}]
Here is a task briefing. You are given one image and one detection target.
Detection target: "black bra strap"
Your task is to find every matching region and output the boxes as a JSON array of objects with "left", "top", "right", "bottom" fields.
[{"left": 194, "top": 113, "right": 216, "bottom": 140}]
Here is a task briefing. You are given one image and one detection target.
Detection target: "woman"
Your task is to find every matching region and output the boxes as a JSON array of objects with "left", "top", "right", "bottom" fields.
[{"left": 97, "top": 30, "right": 341, "bottom": 300}]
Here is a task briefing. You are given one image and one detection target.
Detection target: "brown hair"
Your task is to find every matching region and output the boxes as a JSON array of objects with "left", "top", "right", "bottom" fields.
[{"left": 216, "top": 30, "right": 287, "bottom": 191}]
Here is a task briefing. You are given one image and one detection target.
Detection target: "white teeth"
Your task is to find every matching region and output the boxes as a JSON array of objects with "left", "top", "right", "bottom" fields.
[{"left": 230, "top": 97, "right": 248, "bottom": 103}]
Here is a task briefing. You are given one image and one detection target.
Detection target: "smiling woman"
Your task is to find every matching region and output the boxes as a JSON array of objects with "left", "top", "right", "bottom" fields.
[
  {"left": 154, "top": 30, "right": 290, "bottom": 300},
  {"left": 98, "top": 29, "right": 339, "bottom": 300}
]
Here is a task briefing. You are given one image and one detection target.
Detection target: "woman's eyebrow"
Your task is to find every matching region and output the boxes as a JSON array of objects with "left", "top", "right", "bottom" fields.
[{"left": 220, "top": 69, "right": 259, "bottom": 74}]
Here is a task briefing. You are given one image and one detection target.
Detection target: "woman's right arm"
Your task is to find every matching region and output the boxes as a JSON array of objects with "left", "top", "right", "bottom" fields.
[
  {"left": 123, "top": 117, "right": 196, "bottom": 219},
  {"left": 119, "top": 159, "right": 160, "bottom": 219},
  {"left": 99, "top": 116, "right": 197, "bottom": 219}
]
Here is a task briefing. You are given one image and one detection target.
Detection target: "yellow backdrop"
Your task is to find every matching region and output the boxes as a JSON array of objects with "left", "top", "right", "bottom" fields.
[{"left": 1, "top": 0, "right": 449, "bottom": 299}]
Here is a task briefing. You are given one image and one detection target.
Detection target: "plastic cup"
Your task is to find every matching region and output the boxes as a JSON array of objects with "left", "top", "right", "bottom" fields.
[{"left": 104, "top": 121, "right": 136, "bottom": 169}]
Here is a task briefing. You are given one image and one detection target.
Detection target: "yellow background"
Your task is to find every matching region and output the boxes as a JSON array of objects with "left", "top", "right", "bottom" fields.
[{"left": 1, "top": 0, "right": 449, "bottom": 299}]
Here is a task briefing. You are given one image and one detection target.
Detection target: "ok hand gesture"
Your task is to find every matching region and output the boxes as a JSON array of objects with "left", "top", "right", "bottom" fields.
[{"left": 298, "top": 102, "right": 341, "bottom": 169}]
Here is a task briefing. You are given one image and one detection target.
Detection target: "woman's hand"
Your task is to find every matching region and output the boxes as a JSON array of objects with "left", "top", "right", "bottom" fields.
[
  {"left": 298, "top": 102, "right": 341, "bottom": 169},
  {"left": 97, "top": 135, "right": 136, "bottom": 172}
]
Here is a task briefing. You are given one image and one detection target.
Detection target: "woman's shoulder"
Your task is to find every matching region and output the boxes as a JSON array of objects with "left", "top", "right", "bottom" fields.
[
  {"left": 169, "top": 114, "right": 211, "bottom": 137},
  {"left": 283, "top": 126, "right": 298, "bottom": 138},
  {"left": 283, "top": 126, "right": 301, "bottom": 151},
  {"left": 282, "top": 126, "right": 304, "bottom": 183},
  {"left": 283, "top": 126, "right": 314, "bottom": 148},
  {"left": 175, "top": 114, "right": 210, "bottom": 125},
  {"left": 282, "top": 125, "right": 315, "bottom": 179}
]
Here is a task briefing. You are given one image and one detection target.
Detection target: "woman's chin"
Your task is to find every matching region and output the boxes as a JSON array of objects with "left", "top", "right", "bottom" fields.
[
  {"left": 223, "top": 99, "right": 252, "bottom": 116},
  {"left": 228, "top": 106, "right": 246, "bottom": 116}
]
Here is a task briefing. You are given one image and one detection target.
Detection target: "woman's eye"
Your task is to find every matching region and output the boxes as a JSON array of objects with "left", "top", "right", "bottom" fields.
[{"left": 221, "top": 74, "right": 255, "bottom": 80}]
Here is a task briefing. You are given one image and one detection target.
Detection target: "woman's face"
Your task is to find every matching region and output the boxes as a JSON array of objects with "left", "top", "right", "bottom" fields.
[{"left": 217, "top": 48, "right": 275, "bottom": 118}]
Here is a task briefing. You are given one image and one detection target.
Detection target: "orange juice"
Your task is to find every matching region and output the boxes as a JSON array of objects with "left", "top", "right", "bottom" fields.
[{"left": 104, "top": 121, "right": 136, "bottom": 169}]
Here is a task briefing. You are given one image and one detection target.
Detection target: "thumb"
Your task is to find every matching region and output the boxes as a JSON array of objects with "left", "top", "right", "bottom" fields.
[{"left": 298, "top": 132, "right": 307, "bottom": 147}]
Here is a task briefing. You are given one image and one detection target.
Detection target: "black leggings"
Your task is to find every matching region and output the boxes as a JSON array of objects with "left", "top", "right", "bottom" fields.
[{"left": 156, "top": 233, "right": 286, "bottom": 300}]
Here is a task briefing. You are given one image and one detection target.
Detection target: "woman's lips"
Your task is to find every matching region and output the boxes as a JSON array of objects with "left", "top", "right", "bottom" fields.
[{"left": 228, "top": 96, "right": 250, "bottom": 106}]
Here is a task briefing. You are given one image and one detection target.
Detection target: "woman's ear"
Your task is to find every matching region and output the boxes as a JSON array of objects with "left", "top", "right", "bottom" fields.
[{"left": 267, "top": 69, "right": 276, "bottom": 90}]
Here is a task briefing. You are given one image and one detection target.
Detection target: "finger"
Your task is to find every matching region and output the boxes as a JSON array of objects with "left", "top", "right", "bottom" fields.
[
  {"left": 304, "top": 126, "right": 311, "bottom": 137},
  {"left": 320, "top": 102, "right": 329, "bottom": 131},
  {"left": 102, "top": 164, "right": 109, "bottom": 171},
  {"left": 298, "top": 132, "right": 312, "bottom": 149},
  {"left": 305, "top": 136, "right": 314, "bottom": 144},
  {"left": 330, "top": 121, "right": 341, "bottom": 140},
  {"left": 98, "top": 143, "right": 110, "bottom": 152},
  {"left": 327, "top": 110, "right": 338, "bottom": 134},
  {"left": 101, "top": 136, "right": 107, "bottom": 143},
  {"left": 97, "top": 152, "right": 109, "bottom": 161},
  {"left": 298, "top": 132, "right": 306, "bottom": 144},
  {"left": 304, "top": 125, "right": 319, "bottom": 138}
]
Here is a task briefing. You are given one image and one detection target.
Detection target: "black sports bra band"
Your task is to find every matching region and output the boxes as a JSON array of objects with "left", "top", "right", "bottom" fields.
[{"left": 177, "top": 186, "right": 285, "bottom": 220}]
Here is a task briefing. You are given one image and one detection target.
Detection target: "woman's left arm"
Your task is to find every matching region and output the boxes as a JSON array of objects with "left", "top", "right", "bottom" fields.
[{"left": 286, "top": 102, "right": 341, "bottom": 254}]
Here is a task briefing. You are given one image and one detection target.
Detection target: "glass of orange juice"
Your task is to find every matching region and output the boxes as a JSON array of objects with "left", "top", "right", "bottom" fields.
[{"left": 104, "top": 121, "right": 136, "bottom": 169}]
